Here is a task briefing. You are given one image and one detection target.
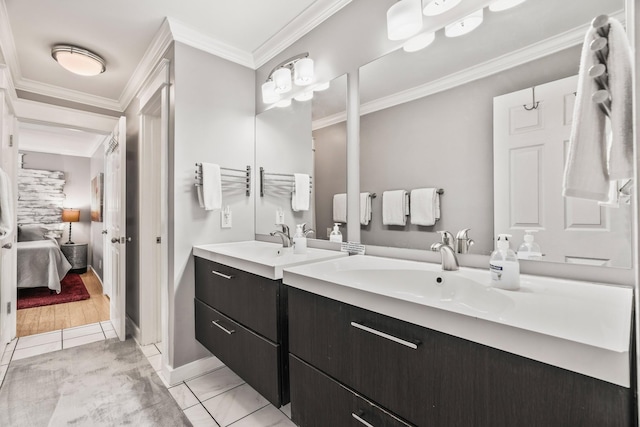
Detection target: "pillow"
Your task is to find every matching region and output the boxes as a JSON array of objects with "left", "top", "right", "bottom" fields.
[{"left": 17, "top": 225, "right": 47, "bottom": 242}]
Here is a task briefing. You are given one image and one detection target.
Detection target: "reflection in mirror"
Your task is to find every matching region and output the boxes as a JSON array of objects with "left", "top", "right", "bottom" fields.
[
  {"left": 255, "top": 74, "right": 347, "bottom": 241},
  {"left": 358, "top": 0, "right": 630, "bottom": 267}
]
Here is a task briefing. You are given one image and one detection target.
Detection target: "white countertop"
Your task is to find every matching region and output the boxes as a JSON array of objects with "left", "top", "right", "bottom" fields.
[
  {"left": 193, "top": 240, "right": 347, "bottom": 280},
  {"left": 282, "top": 255, "right": 633, "bottom": 387}
]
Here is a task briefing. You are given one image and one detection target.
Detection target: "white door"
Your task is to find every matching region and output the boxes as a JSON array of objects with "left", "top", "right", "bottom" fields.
[
  {"left": 105, "top": 117, "right": 127, "bottom": 341},
  {"left": 494, "top": 75, "right": 631, "bottom": 267}
]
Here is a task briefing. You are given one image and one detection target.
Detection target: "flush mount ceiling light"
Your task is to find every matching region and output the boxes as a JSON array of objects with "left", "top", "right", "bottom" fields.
[
  {"left": 387, "top": 0, "right": 423, "bottom": 41},
  {"left": 445, "top": 9, "right": 484, "bottom": 37},
  {"left": 261, "top": 52, "right": 315, "bottom": 105},
  {"left": 489, "top": 0, "right": 526, "bottom": 12},
  {"left": 403, "top": 32, "right": 436, "bottom": 52},
  {"left": 51, "top": 45, "right": 106, "bottom": 76},
  {"left": 422, "top": 0, "right": 462, "bottom": 16}
]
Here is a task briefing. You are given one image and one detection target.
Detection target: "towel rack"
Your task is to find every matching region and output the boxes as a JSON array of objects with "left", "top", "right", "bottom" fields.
[
  {"left": 589, "top": 14, "right": 611, "bottom": 117},
  {"left": 194, "top": 163, "right": 251, "bottom": 196},
  {"left": 260, "top": 167, "right": 313, "bottom": 197}
]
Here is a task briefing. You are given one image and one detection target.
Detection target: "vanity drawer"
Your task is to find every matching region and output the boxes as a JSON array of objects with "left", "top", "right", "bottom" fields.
[
  {"left": 195, "top": 256, "right": 280, "bottom": 341},
  {"left": 195, "top": 298, "right": 283, "bottom": 406},
  {"left": 289, "top": 354, "right": 412, "bottom": 427}
]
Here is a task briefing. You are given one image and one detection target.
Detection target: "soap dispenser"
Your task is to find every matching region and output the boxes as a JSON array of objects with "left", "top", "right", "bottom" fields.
[
  {"left": 517, "top": 230, "right": 542, "bottom": 260},
  {"left": 329, "top": 223, "right": 343, "bottom": 243},
  {"left": 293, "top": 224, "right": 307, "bottom": 254},
  {"left": 489, "top": 234, "right": 520, "bottom": 290}
]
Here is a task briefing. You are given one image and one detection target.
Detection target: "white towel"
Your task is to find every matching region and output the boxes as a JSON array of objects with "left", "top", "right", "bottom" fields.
[
  {"left": 410, "top": 188, "right": 440, "bottom": 226},
  {"left": 291, "top": 173, "right": 310, "bottom": 212},
  {"left": 563, "top": 24, "right": 609, "bottom": 201},
  {"left": 0, "top": 167, "right": 13, "bottom": 237},
  {"left": 607, "top": 18, "right": 633, "bottom": 180},
  {"left": 202, "top": 163, "right": 222, "bottom": 211},
  {"left": 333, "top": 193, "right": 347, "bottom": 223},
  {"left": 196, "top": 185, "right": 205, "bottom": 208},
  {"left": 382, "top": 190, "right": 408, "bottom": 226},
  {"left": 360, "top": 192, "right": 372, "bottom": 225}
]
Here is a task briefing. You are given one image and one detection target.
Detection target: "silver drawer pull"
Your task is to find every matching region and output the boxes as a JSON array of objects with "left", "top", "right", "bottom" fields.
[
  {"left": 212, "top": 320, "right": 235, "bottom": 335},
  {"left": 352, "top": 413, "right": 375, "bottom": 427},
  {"left": 211, "top": 270, "right": 234, "bottom": 280},
  {"left": 350, "top": 322, "right": 419, "bottom": 350}
]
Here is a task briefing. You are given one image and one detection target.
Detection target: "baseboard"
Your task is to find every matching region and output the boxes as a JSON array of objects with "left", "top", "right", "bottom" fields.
[
  {"left": 162, "top": 355, "right": 224, "bottom": 386},
  {"left": 126, "top": 315, "right": 141, "bottom": 343},
  {"left": 88, "top": 265, "right": 103, "bottom": 286}
]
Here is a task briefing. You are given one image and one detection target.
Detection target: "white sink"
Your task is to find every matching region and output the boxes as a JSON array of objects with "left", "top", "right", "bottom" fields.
[
  {"left": 193, "top": 240, "right": 347, "bottom": 280},
  {"left": 283, "top": 255, "right": 633, "bottom": 387}
]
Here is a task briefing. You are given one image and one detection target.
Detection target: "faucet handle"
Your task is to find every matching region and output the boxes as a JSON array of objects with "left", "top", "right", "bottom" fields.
[
  {"left": 437, "top": 231, "right": 454, "bottom": 246},
  {"left": 277, "top": 223, "right": 290, "bottom": 236},
  {"left": 456, "top": 228, "right": 471, "bottom": 240}
]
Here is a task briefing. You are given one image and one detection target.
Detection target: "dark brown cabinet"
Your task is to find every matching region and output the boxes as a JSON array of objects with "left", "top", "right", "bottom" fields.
[
  {"left": 194, "top": 256, "right": 288, "bottom": 407},
  {"left": 288, "top": 286, "right": 633, "bottom": 427}
]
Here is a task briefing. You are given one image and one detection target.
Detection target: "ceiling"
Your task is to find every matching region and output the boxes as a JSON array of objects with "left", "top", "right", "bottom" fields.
[{"left": 0, "top": 0, "right": 351, "bottom": 156}]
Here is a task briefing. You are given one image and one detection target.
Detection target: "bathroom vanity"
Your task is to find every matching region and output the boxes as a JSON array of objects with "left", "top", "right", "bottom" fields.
[
  {"left": 192, "top": 240, "right": 346, "bottom": 407},
  {"left": 283, "top": 255, "right": 634, "bottom": 427}
]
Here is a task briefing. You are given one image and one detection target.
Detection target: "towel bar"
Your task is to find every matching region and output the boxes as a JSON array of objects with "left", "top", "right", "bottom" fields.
[
  {"left": 259, "top": 167, "right": 313, "bottom": 197},
  {"left": 194, "top": 163, "right": 251, "bottom": 196}
]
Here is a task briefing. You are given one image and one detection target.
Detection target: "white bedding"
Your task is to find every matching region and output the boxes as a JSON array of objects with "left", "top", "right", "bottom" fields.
[{"left": 17, "top": 240, "right": 72, "bottom": 294}]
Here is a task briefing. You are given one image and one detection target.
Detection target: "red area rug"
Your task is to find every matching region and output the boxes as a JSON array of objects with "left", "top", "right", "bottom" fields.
[{"left": 17, "top": 274, "right": 90, "bottom": 310}]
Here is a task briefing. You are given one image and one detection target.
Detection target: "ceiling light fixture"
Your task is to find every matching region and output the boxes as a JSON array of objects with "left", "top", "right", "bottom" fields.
[
  {"left": 386, "top": 0, "right": 423, "bottom": 41},
  {"left": 51, "top": 45, "right": 106, "bottom": 76},
  {"left": 403, "top": 32, "right": 436, "bottom": 52},
  {"left": 489, "top": 0, "right": 526, "bottom": 12},
  {"left": 261, "top": 52, "right": 315, "bottom": 104},
  {"left": 444, "top": 9, "right": 484, "bottom": 37},
  {"left": 422, "top": 0, "right": 462, "bottom": 16}
]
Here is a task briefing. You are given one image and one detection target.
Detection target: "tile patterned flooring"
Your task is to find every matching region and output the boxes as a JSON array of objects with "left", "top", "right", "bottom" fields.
[{"left": 0, "top": 322, "right": 295, "bottom": 427}]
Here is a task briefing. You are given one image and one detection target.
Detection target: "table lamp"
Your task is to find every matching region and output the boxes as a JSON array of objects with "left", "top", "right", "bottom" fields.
[{"left": 62, "top": 208, "right": 80, "bottom": 244}]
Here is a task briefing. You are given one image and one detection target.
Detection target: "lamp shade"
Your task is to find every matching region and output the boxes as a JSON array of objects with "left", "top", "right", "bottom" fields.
[
  {"left": 261, "top": 80, "right": 280, "bottom": 104},
  {"left": 423, "top": 0, "right": 462, "bottom": 16},
  {"left": 51, "top": 45, "right": 106, "bottom": 76},
  {"left": 62, "top": 208, "right": 80, "bottom": 223},
  {"left": 294, "top": 57, "right": 314, "bottom": 86},
  {"left": 273, "top": 67, "right": 292, "bottom": 93},
  {"left": 445, "top": 9, "right": 483, "bottom": 37},
  {"left": 387, "top": 0, "right": 423, "bottom": 41}
]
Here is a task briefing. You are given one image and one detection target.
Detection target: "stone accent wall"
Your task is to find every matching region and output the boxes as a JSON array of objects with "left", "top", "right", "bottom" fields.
[{"left": 17, "top": 168, "right": 66, "bottom": 236}]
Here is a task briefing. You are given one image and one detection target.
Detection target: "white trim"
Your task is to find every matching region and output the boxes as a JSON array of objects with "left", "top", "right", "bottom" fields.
[
  {"left": 161, "top": 355, "right": 224, "bottom": 386},
  {"left": 89, "top": 265, "right": 104, "bottom": 287},
  {"left": 137, "top": 59, "right": 170, "bottom": 112},
  {"left": 14, "top": 98, "right": 118, "bottom": 133},
  {"left": 0, "top": 1, "right": 21, "bottom": 88},
  {"left": 126, "top": 315, "right": 141, "bottom": 343},
  {"left": 312, "top": 110, "right": 346, "bottom": 130},
  {"left": 253, "top": 0, "right": 353, "bottom": 68},
  {"left": 0, "top": 66, "right": 17, "bottom": 113},
  {"left": 15, "top": 78, "right": 122, "bottom": 111}
]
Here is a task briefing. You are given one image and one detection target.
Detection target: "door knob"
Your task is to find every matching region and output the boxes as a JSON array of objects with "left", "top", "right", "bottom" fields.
[
  {"left": 102, "top": 230, "right": 108, "bottom": 235},
  {"left": 111, "top": 237, "right": 119, "bottom": 243}
]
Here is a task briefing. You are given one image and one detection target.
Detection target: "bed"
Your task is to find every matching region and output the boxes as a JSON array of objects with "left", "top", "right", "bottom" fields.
[{"left": 16, "top": 225, "right": 72, "bottom": 294}]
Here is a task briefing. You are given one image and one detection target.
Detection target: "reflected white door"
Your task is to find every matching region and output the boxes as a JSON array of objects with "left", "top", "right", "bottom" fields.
[
  {"left": 494, "top": 75, "right": 630, "bottom": 266},
  {"left": 105, "top": 117, "right": 126, "bottom": 340}
]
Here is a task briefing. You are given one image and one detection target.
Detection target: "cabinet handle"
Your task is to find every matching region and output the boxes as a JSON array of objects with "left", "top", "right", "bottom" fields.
[
  {"left": 211, "top": 270, "right": 234, "bottom": 280},
  {"left": 212, "top": 320, "right": 235, "bottom": 335},
  {"left": 352, "top": 412, "right": 375, "bottom": 427},
  {"left": 350, "top": 322, "right": 419, "bottom": 350}
]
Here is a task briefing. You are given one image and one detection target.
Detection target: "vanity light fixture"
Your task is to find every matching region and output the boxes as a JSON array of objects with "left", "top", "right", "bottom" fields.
[
  {"left": 294, "top": 91, "right": 314, "bottom": 102},
  {"left": 403, "top": 32, "right": 436, "bottom": 52},
  {"left": 387, "top": 0, "right": 423, "bottom": 41},
  {"left": 312, "top": 81, "right": 330, "bottom": 91},
  {"left": 444, "top": 9, "right": 484, "bottom": 37},
  {"left": 488, "top": 0, "right": 526, "bottom": 12},
  {"left": 261, "top": 52, "right": 315, "bottom": 104},
  {"left": 422, "top": 0, "right": 462, "bottom": 16},
  {"left": 51, "top": 45, "right": 106, "bottom": 76}
]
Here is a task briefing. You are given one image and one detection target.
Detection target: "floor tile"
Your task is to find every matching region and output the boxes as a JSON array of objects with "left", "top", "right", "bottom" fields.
[
  {"left": 280, "top": 403, "right": 291, "bottom": 419},
  {"left": 104, "top": 329, "right": 118, "bottom": 339},
  {"left": 183, "top": 403, "right": 219, "bottom": 427},
  {"left": 1, "top": 346, "right": 13, "bottom": 366},
  {"left": 169, "top": 383, "right": 200, "bottom": 409},
  {"left": 12, "top": 341, "right": 62, "bottom": 361},
  {"left": 63, "top": 323, "right": 103, "bottom": 340},
  {"left": 140, "top": 343, "right": 160, "bottom": 357},
  {"left": 63, "top": 332, "right": 105, "bottom": 349},
  {"left": 156, "top": 370, "right": 171, "bottom": 388},
  {"left": 186, "top": 366, "right": 244, "bottom": 402},
  {"left": 15, "top": 330, "right": 61, "bottom": 350},
  {"left": 100, "top": 321, "right": 114, "bottom": 331},
  {"left": 228, "top": 404, "right": 297, "bottom": 427},
  {"left": 0, "top": 364, "right": 7, "bottom": 386},
  {"left": 154, "top": 342, "right": 163, "bottom": 354},
  {"left": 6, "top": 338, "right": 17, "bottom": 352},
  {"left": 202, "top": 383, "right": 269, "bottom": 427},
  {"left": 147, "top": 353, "right": 162, "bottom": 371}
]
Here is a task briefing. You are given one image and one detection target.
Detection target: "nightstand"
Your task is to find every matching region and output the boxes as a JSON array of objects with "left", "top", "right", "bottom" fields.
[{"left": 61, "top": 243, "right": 88, "bottom": 274}]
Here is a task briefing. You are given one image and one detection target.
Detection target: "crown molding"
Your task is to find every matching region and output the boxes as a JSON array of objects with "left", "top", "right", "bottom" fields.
[
  {"left": 16, "top": 77, "right": 122, "bottom": 111},
  {"left": 14, "top": 98, "right": 118, "bottom": 134},
  {"left": 312, "top": 110, "right": 346, "bottom": 131},
  {"left": 253, "top": 0, "right": 352, "bottom": 69},
  {"left": 168, "top": 17, "right": 255, "bottom": 69}
]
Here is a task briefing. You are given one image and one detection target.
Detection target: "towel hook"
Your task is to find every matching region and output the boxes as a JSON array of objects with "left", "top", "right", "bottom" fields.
[{"left": 523, "top": 87, "right": 539, "bottom": 111}]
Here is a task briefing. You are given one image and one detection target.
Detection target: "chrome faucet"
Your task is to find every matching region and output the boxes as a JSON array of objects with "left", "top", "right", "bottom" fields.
[
  {"left": 270, "top": 224, "right": 292, "bottom": 247},
  {"left": 437, "top": 231, "right": 455, "bottom": 249},
  {"left": 430, "top": 242, "right": 459, "bottom": 271},
  {"left": 455, "top": 228, "right": 475, "bottom": 254},
  {"left": 300, "top": 223, "right": 315, "bottom": 238}
]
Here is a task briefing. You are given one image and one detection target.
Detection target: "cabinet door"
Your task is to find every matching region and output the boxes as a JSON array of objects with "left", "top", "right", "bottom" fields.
[
  {"left": 195, "top": 299, "right": 282, "bottom": 406},
  {"left": 290, "top": 355, "right": 412, "bottom": 427},
  {"left": 195, "top": 257, "right": 280, "bottom": 341}
]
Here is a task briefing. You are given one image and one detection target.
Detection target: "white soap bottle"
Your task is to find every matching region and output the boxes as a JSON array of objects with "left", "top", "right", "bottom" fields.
[
  {"left": 293, "top": 224, "right": 307, "bottom": 254},
  {"left": 489, "top": 234, "right": 520, "bottom": 290},
  {"left": 329, "top": 223, "right": 343, "bottom": 243},
  {"left": 517, "top": 230, "right": 542, "bottom": 260}
]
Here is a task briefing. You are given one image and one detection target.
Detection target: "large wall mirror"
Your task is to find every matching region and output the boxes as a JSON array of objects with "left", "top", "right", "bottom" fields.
[
  {"left": 255, "top": 74, "right": 347, "bottom": 240},
  {"left": 358, "top": 0, "right": 630, "bottom": 267}
]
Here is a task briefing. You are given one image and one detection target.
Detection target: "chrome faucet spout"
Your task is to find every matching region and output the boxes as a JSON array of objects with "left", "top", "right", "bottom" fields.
[
  {"left": 430, "top": 242, "right": 459, "bottom": 271},
  {"left": 271, "top": 224, "right": 292, "bottom": 247}
]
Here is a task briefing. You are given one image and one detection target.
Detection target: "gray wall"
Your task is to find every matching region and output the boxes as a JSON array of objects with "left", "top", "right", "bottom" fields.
[
  {"left": 90, "top": 147, "right": 104, "bottom": 280},
  {"left": 21, "top": 151, "right": 92, "bottom": 263},
  {"left": 360, "top": 46, "right": 581, "bottom": 254}
]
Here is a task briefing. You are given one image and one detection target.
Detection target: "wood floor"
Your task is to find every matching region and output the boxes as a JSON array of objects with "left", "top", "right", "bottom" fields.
[{"left": 16, "top": 270, "right": 110, "bottom": 337}]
